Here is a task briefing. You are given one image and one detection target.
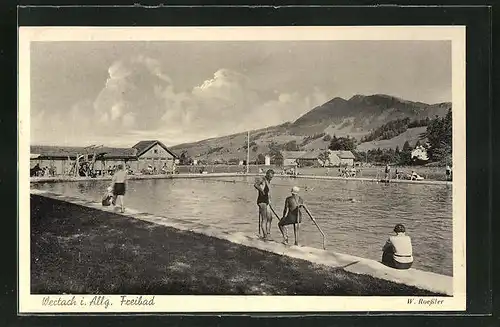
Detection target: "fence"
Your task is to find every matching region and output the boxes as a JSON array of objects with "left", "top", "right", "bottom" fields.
[
  {"left": 175, "top": 164, "right": 282, "bottom": 174},
  {"left": 175, "top": 164, "right": 450, "bottom": 181}
]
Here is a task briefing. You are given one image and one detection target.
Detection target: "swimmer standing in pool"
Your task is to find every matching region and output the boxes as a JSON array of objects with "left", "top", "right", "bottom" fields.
[
  {"left": 279, "top": 186, "right": 304, "bottom": 245},
  {"left": 111, "top": 164, "right": 127, "bottom": 213},
  {"left": 254, "top": 169, "right": 275, "bottom": 238}
]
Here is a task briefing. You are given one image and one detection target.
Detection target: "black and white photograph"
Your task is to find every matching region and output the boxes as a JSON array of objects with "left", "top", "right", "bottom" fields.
[{"left": 19, "top": 26, "right": 466, "bottom": 313}]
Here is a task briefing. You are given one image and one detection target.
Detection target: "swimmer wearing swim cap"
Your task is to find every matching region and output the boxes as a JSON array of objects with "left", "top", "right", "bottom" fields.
[{"left": 278, "top": 186, "right": 304, "bottom": 245}]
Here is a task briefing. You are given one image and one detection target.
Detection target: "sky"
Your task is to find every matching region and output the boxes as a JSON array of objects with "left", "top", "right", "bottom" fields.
[{"left": 30, "top": 40, "right": 451, "bottom": 147}]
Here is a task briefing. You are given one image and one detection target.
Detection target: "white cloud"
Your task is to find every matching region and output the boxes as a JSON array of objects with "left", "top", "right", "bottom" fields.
[
  {"left": 122, "top": 112, "right": 136, "bottom": 128},
  {"left": 32, "top": 56, "right": 332, "bottom": 146},
  {"left": 110, "top": 103, "right": 123, "bottom": 120},
  {"left": 99, "top": 112, "right": 109, "bottom": 124}
]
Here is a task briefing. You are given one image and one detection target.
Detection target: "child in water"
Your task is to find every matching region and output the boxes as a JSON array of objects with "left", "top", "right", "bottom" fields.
[
  {"left": 101, "top": 186, "right": 115, "bottom": 206},
  {"left": 382, "top": 224, "right": 414, "bottom": 269}
]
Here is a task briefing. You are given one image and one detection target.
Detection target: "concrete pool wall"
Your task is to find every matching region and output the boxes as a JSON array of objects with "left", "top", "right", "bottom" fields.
[
  {"left": 29, "top": 189, "right": 453, "bottom": 296},
  {"left": 30, "top": 172, "right": 452, "bottom": 186}
]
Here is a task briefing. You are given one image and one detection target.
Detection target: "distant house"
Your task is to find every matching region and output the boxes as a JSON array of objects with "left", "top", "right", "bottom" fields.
[
  {"left": 327, "top": 150, "right": 355, "bottom": 167},
  {"left": 280, "top": 150, "right": 355, "bottom": 167},
  {"left": 132, "top": 140, "right": 178, "bottom": 173},
  {"left": 264, "top": 155, "right": 271, "bottom": 166},
  {"left": 411, "top": 145, "right": 429, "bottom": 161},
  {"left": 296, "top": 150, "right": 325, "bottom": 167},
  {"left": 281, "top": 151, "right": 307, "bottom": 166}
]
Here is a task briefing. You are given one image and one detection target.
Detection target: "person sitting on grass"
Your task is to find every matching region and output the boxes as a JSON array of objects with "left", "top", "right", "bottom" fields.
[
  {"left": 278, "top": 186, "right": 304, "bottom": 246},
  {"left": 411, "top": 170, "right": 424, "bottom": 180},
  {"left": 382, "top": 224, "right": 413, "bottom": 270}
]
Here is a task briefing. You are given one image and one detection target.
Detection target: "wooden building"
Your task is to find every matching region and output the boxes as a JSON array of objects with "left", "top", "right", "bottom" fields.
[
  {"left": 327, "top": 150, "right": 355, "bottom": 167},
  {"left": 296, "top": 150, "right": 325, "bottom": 167},
  {"left": 131, "top": 140, "right": 178, "bottom": 173},
  {"left": 30, "top": 140, "right": 178, "bottom": 176},
  {"left": 282, "top": 149, "right": 356, "bottom": 167},
  {"left": 30, "top": 145, "right": 137, "bottom": 176},
  {"left": 281, "top": 151, "right": 307, "bottom": 166}
]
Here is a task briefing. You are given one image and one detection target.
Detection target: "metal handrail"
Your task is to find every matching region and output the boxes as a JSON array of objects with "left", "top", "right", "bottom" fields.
[
  {"left": 269, "top": 204, "right": 327, "bottom": 250},
  {"left": 268, "top": 205, "right": 285, "bottom": 239},
  {"left": 301, "top": 205, "right": 327, "bottom": 250},
  {"left": 268, "top": 205, "right": 281, "bottom": 232},
  {"left": 268, "top": 205, "right": 280, "bottom": 220}
]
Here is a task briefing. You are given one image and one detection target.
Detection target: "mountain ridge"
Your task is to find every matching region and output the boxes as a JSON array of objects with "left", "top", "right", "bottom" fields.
[{"left": 170, "top": 94, "right": 451, "bottom": 162}]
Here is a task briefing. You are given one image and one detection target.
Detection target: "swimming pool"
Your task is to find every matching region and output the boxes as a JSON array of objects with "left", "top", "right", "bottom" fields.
[{"left": 32, "top": 176, "right": 453, "bottom": 276}]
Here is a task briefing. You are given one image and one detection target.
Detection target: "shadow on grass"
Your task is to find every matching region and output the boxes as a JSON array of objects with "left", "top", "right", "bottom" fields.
[{"left": 30, "top": 195, "right": 441, "bottom": 296}]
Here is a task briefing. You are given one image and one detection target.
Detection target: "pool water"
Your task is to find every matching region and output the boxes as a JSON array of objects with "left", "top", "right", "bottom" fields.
[{"left": 32, "top": 176, "right": 453, "bottom": 276}]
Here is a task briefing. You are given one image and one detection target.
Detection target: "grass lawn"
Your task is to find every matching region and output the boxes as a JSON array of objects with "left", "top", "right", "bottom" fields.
[{"left": 31, "top": 195, "right": 440, "bottom": 296}]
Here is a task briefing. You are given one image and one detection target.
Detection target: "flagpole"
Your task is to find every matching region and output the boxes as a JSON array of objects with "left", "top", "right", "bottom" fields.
[{"left": 246, "top": 131, "right": 250, "bottom": 174}]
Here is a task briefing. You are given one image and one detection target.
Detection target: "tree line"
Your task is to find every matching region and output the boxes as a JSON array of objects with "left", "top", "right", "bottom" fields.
[
  {"left": 360, "top": 117, "right": 431, "bottom": 143},
  {"left": 177, "top": 109, "right": 451, "bottom": 166},
  {"left": 354, "top": 109, "right": 452, "bottom": 165},
  {"left": 354, "top": 141, "right": 421, "bottom": 165}
]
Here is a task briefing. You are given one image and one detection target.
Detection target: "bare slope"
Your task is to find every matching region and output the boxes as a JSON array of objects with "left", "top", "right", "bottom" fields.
[{"left": 170, "top": 94, "right": 450, "bottom": 160}]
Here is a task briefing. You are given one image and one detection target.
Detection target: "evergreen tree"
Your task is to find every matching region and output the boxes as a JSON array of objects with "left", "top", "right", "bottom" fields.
[
  {"left": 179, "top": 151, "right": 193, "bottom": 165},
  {"left": 399, "top": 141, "right": 413, "bottom": 165},
  {"left": 284, "top": 140, "right": 299, "bottom": 151},
  {"left": 393, "top": 146, "right": 401, "bottom": 163},
  {"left": 329, "top": 136, "right": 356, "bottom": 151},
  {"left": 402, "top": 141, "right": 411, "bottom": 152},
  {"left": 318, "top": 150, "right": 330, "bottom": 166},
  {"left": 425, "top": 109, "right": 452, "bottom": 163}
]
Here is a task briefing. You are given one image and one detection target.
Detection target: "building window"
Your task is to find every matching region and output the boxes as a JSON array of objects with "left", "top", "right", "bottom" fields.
[{"left": 154, "top": 149, "right": 158, "bottom": 154}]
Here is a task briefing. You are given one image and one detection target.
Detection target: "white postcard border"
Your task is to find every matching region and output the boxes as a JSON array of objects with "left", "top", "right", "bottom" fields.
[{"left": 18, "top": 26, "right": 466, "bottom": 313}]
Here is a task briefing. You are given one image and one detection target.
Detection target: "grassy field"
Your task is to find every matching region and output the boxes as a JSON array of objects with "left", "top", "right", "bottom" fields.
[{"left": 31, "top": 195, "right": 439, "bottom": 295}]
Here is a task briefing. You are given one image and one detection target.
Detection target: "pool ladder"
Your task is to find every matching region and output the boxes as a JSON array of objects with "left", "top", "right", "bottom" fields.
[
  {"left": 302, "top": 205, "right": 327, "bottom": 250},
  {"left": 269, "top": 205, "right": 327, "bottom": 250}
]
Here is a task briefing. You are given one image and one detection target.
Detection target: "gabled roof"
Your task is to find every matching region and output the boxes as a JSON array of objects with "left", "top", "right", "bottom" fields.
[
  {"left": 30, "top": 145, "right": 137, "bottom": 159},
  {"left": 231, "top": 152, "right": 260, "bottom": 161},
  {"left": 97, "top": 147, "right": 137, "bottom": 159},
  {"left": 132, "top": 140, "right": 178, "bottom": 158},
  {"left": 329, "top": 150, "right": 355, "bottom": 159},
  {"left": 31, "top": 145, "right": 87, "bottom": 157},
  {"left": 281, "top": 151, "right": 308, "bottom": 159},
  {"left": 299, "top": 150, "right": 324, "bottom": 160}
]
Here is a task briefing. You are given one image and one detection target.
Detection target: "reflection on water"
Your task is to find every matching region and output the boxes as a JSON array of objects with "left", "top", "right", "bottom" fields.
[{"left": 32, "top": 177, "right": 453, "bottom": 276}]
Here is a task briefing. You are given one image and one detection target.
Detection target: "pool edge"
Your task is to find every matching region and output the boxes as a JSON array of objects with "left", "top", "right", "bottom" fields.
[
  {"left": 29, "top": 189, "right": 453, "bottom": 296},
  {"left": 30, "top": 173, "right": 452, "bottom": 186}
]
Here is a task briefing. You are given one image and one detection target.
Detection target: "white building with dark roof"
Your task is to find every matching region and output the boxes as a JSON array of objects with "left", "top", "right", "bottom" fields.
[{"left": 327, "top": 150, "right": 356, "bottom": 167}]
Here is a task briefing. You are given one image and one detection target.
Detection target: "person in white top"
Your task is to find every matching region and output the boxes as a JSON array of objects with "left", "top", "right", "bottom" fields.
[
  {"left": 382, "top": 224, "right": 413, "bottom": 269},
  {"left": 111, "top": 164, "right": 128, "bottom": 213},
  {"left": 446, "top": 165, "right": 452, "bottom": 181}
]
